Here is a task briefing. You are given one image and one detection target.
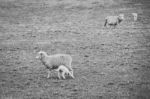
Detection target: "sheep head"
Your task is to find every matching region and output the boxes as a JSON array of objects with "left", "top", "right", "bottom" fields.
[
  {"left": 132, "top": 13, "right": 137, "bottom": 17},
  {"left": 118, "top": 14, "right": 124, "bottom": 23},
  {"left": 132, "top": 13, "right": 138, "bottom": 21},
  {"left": 36, "top": 51, "right": 47, "bottom": 60}
]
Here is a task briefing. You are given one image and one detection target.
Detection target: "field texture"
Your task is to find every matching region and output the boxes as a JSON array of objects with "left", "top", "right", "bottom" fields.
[{"left": 0, "top": 0, "right": 150, "bottom": 99}]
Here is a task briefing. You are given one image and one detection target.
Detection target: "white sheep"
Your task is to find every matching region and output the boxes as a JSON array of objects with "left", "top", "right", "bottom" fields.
[
  {"left": 56, "top": 65, "right": 74, "bottom": 79},
  {"left": 104, "top": 14, "right": 124, "bottom": 28},
  {"left": 132, "top": 13, "right": 138, "bottom": 21},
  {"left": 36, "top": 51, "right": 74, "bottom": 79}
]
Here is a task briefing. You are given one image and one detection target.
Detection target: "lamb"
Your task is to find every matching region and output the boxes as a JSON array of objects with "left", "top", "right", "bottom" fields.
[
  {"left": 104, "top": 14, "right": 124, "bottom": 28},
  {"left": 132, "top": 13, "right": 138, "bottom": 21},
  {"left": 56, "top": 65, "right": 74, "bottom": 79},
  {"left": 36, "top": 51, "right": 74, "bottom": 79}
]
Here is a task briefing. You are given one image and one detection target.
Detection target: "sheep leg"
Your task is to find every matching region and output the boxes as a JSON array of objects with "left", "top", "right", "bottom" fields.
[
  {"left": 62, "top": 72, "right": 66, "bottom": 79},
  {"left": 47, "top": 70, "right": 51, "bottom": 78},
  {"left": 104, "top": 20, "right": 107, "bottom": 27},
  {"left": 70, "top": 70, "right": 74, "bottom": 78},
  {"left": 57, "top": 72, "right": 61, "bottom": 79}
]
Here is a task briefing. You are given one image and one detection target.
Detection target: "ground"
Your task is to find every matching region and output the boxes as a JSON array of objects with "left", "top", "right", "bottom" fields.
[{"left": 0, "top": 0, "right": 150, "bottom": 99}]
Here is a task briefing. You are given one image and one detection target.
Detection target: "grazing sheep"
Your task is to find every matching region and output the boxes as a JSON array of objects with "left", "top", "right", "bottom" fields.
[
  {"left": 104, "top": 14, "right": 124, "bottom": 28},
  {"left": 132, "top": 13, "right": 138, "bottom": 21},
  {"left": 56, "top": 65, "right": 74, "bottom": 79},
  {"left": 36, "top": 51, "right": 74, "bottom": 78}
]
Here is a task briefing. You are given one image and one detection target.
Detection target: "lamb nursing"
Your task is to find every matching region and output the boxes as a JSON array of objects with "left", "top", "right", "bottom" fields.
[
  {"left": 56, "top": 65, "right": 74, "bottom": 79},
  {"left": 36, "top": 51, "right": 74, "bottom": 79}
]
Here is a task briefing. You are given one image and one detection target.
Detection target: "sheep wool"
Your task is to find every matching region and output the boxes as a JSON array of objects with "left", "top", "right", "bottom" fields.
[
  {"left": 56, "top": 65, "right": 74, "bottom": 79},
  {"left": 36, "top": 51, "right": 74, "bottom": 78},
  {"left": 104, "top": 14, "right": 124, "bottom": 28}
]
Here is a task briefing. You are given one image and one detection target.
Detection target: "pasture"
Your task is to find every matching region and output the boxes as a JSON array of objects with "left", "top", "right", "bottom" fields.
[{"left": 0, "top": 0, "right": 150, "bottom": 99}]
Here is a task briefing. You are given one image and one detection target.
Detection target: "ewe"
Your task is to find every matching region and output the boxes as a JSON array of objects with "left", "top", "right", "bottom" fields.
[
  {"left": 56, "top": 65, "right": 74, "bottom": 79},
  {"left": 36, "top": 51, "right": 74, "bottom": 78},
  {"left": 104, "top": 14, "right": 124, "bottom": 28}
]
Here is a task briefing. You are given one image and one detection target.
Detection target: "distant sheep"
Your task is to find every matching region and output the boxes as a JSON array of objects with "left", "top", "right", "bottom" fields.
[
  {"left": 56, "top": 65, "right": 74, "bottom": 79},
  {"left": 132, "top": 13, "right": 138, "bottom": 21},
  {"left": 36, "top": 51, "right": 74, "bottom": 78},
  {"left": 104, "top": 14, "right": 124, "bottom": 28}
]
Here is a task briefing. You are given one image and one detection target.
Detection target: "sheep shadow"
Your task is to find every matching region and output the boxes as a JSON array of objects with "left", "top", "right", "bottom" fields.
[{"left": 48, "top": 76, "right": 74, "bottom": 80}]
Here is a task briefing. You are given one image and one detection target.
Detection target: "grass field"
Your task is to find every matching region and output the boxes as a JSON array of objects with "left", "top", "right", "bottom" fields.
[{"left": 0, "top": 0, "right": 150, "bottom": 99}]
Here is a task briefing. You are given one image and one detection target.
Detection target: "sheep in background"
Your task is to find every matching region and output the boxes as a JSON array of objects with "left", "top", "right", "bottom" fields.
[
  {"left": 56, "top": 65, "right": 74, "bottom": 79},
  {"left": 132, "top": 13, "right": 138, "bottom": 21},
  {"left": 104, "top": 14, "right": 124, "bottom": 28},
  {"left": 36, "top": 51, "right": 74, "bottom": 79}
]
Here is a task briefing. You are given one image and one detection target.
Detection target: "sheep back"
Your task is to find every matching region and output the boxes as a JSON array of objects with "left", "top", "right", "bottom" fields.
[{"left": 47, "top": 54, "right": 72, "bottom": 69}]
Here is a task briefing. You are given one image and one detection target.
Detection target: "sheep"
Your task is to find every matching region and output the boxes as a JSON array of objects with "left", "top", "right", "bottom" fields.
[
  {"left": 56, "top": 65, "right": 74, "bottom": 79},
  {"left": 36, "top": 51, "right": 74, "bottom": 78},
  {"left": 104, "top": 14, "right": 124, "bottom": 28},
  {"left": 132, "top": 13, "right": 138, "bottom": 21}
]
